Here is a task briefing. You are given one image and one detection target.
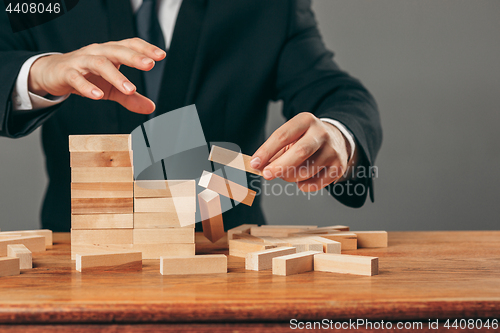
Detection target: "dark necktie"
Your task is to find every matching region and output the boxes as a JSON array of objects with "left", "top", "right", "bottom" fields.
[{"left": 136, "top": 0, "right": 166, "bottom": 105}]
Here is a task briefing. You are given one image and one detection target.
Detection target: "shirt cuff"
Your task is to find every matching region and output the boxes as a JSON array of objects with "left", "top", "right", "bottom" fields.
[
  {"left": 320, "top": 118, "right": 356, "bottom": 162},
  {"left": 11, "top": 53, "right": 70, "bottom": 111}
]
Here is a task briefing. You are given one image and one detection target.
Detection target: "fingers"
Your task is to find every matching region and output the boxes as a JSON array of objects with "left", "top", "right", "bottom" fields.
[
  {"left": 65, "top": 69, "right": 104, "bottom": 100},
  {"left": 108, "top": 87, "right": 155, "bottom": 114},
  {"left": 296, "top": 166, "right": 339, "bottom": 192},
  {"left": 89, "top": 44, "right": 156, "bottom": 72},
  {"left": 83, "top": 55, "right": 137, "bottom": 96},
  {"left": 116, "top": 38, "right": 166, "bottom": 61}
]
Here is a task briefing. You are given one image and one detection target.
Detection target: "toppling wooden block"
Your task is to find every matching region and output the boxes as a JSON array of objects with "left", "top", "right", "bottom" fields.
[
  {"left": 71, "top": 167, "right": 134, "bottom": 183},
  {"left": 75, "top": 252, "right": 142, "bottom": 272},
  {"left": 208, "top": 145, "right": 262, "bottom": 176},
  {"left": 272, "top": 251, "right": 321, "bottom": 276},
  {"left": 160, "top": 255, "right": 227, "bottom": 275},
  {"left": 198, "top": 189, "right": 225, "bottom": 243},
  {"left": 198, "top": 171, "right": 256, "bottom": 206},
  {"left": 70, "top": 151, "right": 133, "bottom": 168},
  {"left": 71, "top": 198, "right": 134, "bottom": 215},
  {"left": 313, "top": 232, "right": 358, "bottom": 250},
  {"left": 71, "top": 229, "right": 133, "bottom": 245},
  {"left": 0, "top": 236, "right": 46, "bottom": 256},
  {"left": 72, "top": 214, "right": 134, "bottom": 229},
  {"left": 352, "top": 231, "right": 388, "bottom": 248},
  {"left": 250, "top": 225, "right": 317, "bottom": 238},
  {"left": 0, "top": 230, "right": 52, "bottom": 248},
  {"left": 133, "top": 228, "right": 194, "bottom": 244},
  {"left": 0, "top": 257, "right": 20, "bottom": 277},
  {"left": 69, "top": 134, "right": 131, "bottom": 152},
  {"left": 229, "top": 239, "right": 277, "bottom": 258},
  {"left": 245, "top": 247, "right": 296, "bottom": 271},
  {"left": 7, "top": 244, "right": 32, "bottom": 269},
  {"left": 227, "top": 224, "right": 254, "bottom": 240},
  {"left": 307, "top": 236, "right": 341, "bottom": 254},
  {"left": 71, "top": 182, "right": 133, "bottom": 198},
  {"left": 134, "top": 197, "right": 196, "bottom": 213},
  {"left": 133, "top": 212, "right": 195, "bottom": 229},
  {"left": 134, "top": 180, "right": 195, "bottom": 198},
  {"left": 314, "top": 253, "right": 379, "bottom": 276}
]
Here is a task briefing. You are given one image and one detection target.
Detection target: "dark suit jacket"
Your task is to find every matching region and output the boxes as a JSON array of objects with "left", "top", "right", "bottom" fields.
[{"left": 0, "top": 0, "right": 382, "bottom": 232}]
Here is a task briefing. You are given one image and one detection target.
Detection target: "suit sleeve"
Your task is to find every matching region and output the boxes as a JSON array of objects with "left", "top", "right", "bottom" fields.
[{"left": 273, "top": 0, "right": 383, "bottom": 207}]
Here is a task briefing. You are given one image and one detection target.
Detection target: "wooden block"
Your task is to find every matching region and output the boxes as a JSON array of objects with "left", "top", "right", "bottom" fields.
[
  {"left": 307, "top": 236, "right": 341, "bottom": 254},
  {"left": 0, "top": 230, "right": 52, "bottom": 247},
  {"left": 133, "top": 212, "right": 195, "bottom": 229},
  {"left": 75, "top": 252, "right": 142, "bottom": 272},
  {"left": 71, "top": 167, "right": 134, "bottom": 183},
  {"left": 198, "top": 171, "right": 256, "bottom": 206},
  {"left": 0, "top": 257, "right": 20, "bottom": 277},
  {"left": 160, "top": 255, "right": 227, "bottom": 275},
  {"left": 314, "top": 253, "right": 379, "bottom": 276},
  {"left": 71, "top": 229, "right": 133, "bottom": 245},
  {"left": 293, "top": 225, "right": 350, "bottom": 234},
  {"left": 272, "top": 251, "right": 321, "bottom": 276},
  {"left": 250, "top": 226, "right": 317, "bottom": 238},
  {"left": 134, "top": 180, "right": 195, "bottom": 198},
  {"left": 245, "top": 247, "right": 296, "bottom": 271},
  {"left": 228, "top": 239, "right": 277, "bottom": 258},
  {"left": 233, "top": 233, "right": 265, "bottom": 242},
  {"left": 352, "top": 231, "right": 388, "bottom": 248},
  {"left": 71, "top": 198, "right": 133, "bottom": 215},
  {"left": 254, "top": 236, "right": 291, "bottom": 247},
  {"left": 278, "top": 237, "right": 324, "bottom": 253},
  {"left": 133, "top": 228, "right": 194, "bottom": 244},
  {"left": 208, "top": 145, "right": 262, "bottom": 176},
  {"left": 316, "top": 233, "right": 358, "bottom": 250},
  {"left": 199, "top": 189, "right": 225, "bottom": 243},
  {"left": 7, "top": 244, "right": 32, "bottom": 269},
  {"left": 131, "top": 243, "right": 195, "bottom": 259},
  {"left": 70, "top": 244, "right": 135, "bottom": 260},
  {"left": 70, "top": 151, "right": 133, "bottom": 168},
  {"left": 69, "top": 134, "right": 131, "bottom": 152},
  {"left": 71, "top": 182, "right": 133, "bottom": 198},
  {"left": 134, "top": 197, "right": 196, "bottom": 213},
  {"left": 0, "top": 236, "right": 46, "bottom": 257},
  {"left": 72, "top": 214, "right": 134, "bottom": 229},
  {"left": 227, "top": 224, "right": 254, "bottom": 240}
]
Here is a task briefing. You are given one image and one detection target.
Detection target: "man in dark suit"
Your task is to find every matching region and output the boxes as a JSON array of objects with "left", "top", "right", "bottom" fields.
[{"left": 0, "top": 0, "right": 382, "bottom": 232}]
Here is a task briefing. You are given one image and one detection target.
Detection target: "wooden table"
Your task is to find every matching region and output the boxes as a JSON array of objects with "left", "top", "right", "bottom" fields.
[{"left": 0, "top": 231, "right": 499, "bottom": 332}]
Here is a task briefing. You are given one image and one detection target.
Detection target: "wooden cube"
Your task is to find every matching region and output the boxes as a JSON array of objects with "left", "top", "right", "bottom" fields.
[{"left": 7, "top": 244, "right": 32, "bottom": 269}]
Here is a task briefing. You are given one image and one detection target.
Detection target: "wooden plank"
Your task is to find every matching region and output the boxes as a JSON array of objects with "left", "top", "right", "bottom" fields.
[
  {"left": 71, "top": 229, "right": 133, "bottom": 245},
  {"left": 245, "top": 247, "right": 296, "bottom": 271},
  {"left": 198, "top": 171, "right": 256, "bottom": 206},
  {"left": 352, "top": 231, "right": 388, "bottom": 248},
  {"left": 0, "top": 230, "right": 52, "bottom": 247},
  {"left": 198, "top": 189, "right": 225, "bottom": 243},
  {"left": 71, "top": 167, "right": 133, "bottom": 183},
  {"left": 208, "top": 145, "right": 262, "bottom": 176},
  {"left": 7, "top": 244, "right": 32, "bottom": 269},
  {"left": 133, "top": 228, "right": 194, "bottom": 244},
  {"left": 71, "top": 198, "right": 133, "bottom": 215},
  {"left": 307, "top": 236, "right": 341, "bottom": 254},
  {"left": 70, "top": 244, "right": 135, "bottom": 260},
  {"left": 292, "top": 225, "right": 350, "bottom": 234},
  {"left": 277, "top": 237, "right": 324, "bottom": 253},
  {"left": 272, "top": 251, "right": 321, "bottom": 276},
  {"left": 160, "top": 255, "right": 227, "bottom": 275},
  {"left": 134, "top": 197, "right": 196, "bottom": 213},
  {"left": 314, "top": 253, "right": 379, "bottom": 276},
  {"left": 134, "top": 180, "right": 195, "bottom": 198},
  {"left": 71, "top": 182, "right": 133, "bottom": 198},
  {"left": 69, "top": 135, "right": 131, "bottom": 152},
  {"left": 250, "top": 226, "right": 317, "bottom": 238},
  {"left": 0, "top": 236, "right": 46, "bottom": 257},
  {"left": 0, "top": 257, "right": 20, "bottom": 277},
  {"left": 228, "top": 239, "right": 277, "bottom": 258},
  {"left": 314, "top": 232, "right": 358, "bottom": 250},
  {"left": 71, "top": 214, "right": 134, "bottom": 229},
  {"left": 227, "top": 224, "right": 254, "bottom": 240},
  {"left": 75, "top": 252, "right": 142, "bottom": 272},
  {"left": 133, "top": 212, "right": 195, "bottom": 229},
  {"left": 70, "top": 151, "right": 133, "bottom": 168},
  {"left": 131, "top": 243, "right": 195, "bottom": 259}
]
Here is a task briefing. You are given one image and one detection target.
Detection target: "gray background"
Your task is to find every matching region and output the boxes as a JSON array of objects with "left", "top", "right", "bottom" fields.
[{"left": 1, "top": 0, "right": 499, "bottom": 231}]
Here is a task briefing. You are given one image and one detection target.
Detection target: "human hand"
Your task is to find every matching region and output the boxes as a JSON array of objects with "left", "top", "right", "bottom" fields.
[
  {"left": 28, "top": 38, "right": 166, "bottom": 114},
  {"left": 251, "top": 113, "right": 353, "bottom": 192}
]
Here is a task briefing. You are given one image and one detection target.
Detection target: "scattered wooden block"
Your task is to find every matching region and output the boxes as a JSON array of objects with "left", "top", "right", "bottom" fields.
[
  {"left": 292, "top": 225, "right": 350, "bottom": 234},
  {"left": 69, "top": 134, "right": 131, "bottom": 152},
  {"left": 70, "top": 151, "right": 133, "bottom": 168},
  {"left": 71, "top": 229, "right": 133, "bottom": 245},
  {"left": 71, "top": 214, "right": 134, "bottom": 229},
  {"left": 0, "top": 257, "right": 20, "bottom": 277},
  {"left": 278, "top": 237, "right": 324, "bottom": 253},
  {"left": 134, "top": 197, "right": 196, "bottom": 213},
  {"left": 254, "top": 236, "right": 291, "bottom": 247},
  {"left": 245, "top": 247, "right": 296, "bottom": 271},
  {"left": 307, "top": 236, "right": 341, "bottom": 254},
  {"left": 133, "top": 212, "right": 195, "bottom": 229},
  {"left": 227, "top": 224, "right": 254, "bottom": 240},
  {"left": 250, "top": 225, "right": 317, "bottom": 238},
  {"left": 7, "top": 244, "right": 32, "bottom": 269},
  {"left": 71, "top": 182, "right": 133, "bottom": 198},
  {"left": 131, "top": 243, "right": 195, "bottom": 259},
  {"left": 133, "top": 228, "right": 194, "bottom": 244},
  {"left": 315, "top": 232, "right": 358, "bottom": 250},
  {"left": 75, "top": 252, "right": 142, "bottom": 272},
  {"left": 198, "top": 171, "right": 256, "bottom": 206},
  {"left": 228, "top": 239, "right": 277, "bottom": 258},
  {"left": 71, "top": 198, "right": 134, "bottom": 215},
  {"left": 233, "top": 233, "right": 265, "bottom": 242},
  {"left": 134, "top": 180, "right": 195, "bottom": 198},
  {"left": 0, "top": 230, "right": 52, "bottom": 248},
  {"left": 71, "top": 167, "right": 134, "bottom": 183},
  {"left": 160, "top": 255, "right": 227, "bottom": 275},
  {"left": 272, "top": 251, "right": 321, "bottom": 276},
  {"left": 198, "top": 189, "right": 225, "bottom": 243},
  {"left": 314, "top": 253, "right": 379, "bottom": 276},
  {"left": 0, "top": 236, "right": 46, "bottom": 256},
  {"left": 208, "top": 145, "right": 262, "bottom": 176},
  {"left": 352, "top": 231, "right": 388, "bottom": 248}
]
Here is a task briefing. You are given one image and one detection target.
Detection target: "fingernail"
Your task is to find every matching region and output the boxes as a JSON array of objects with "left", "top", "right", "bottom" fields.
[
  {"left": 142, "top": 57, "right": 154, "bottom": 65},
  {"left": 91, "top": 89, "right": 102, "bottom": 98},
  {"left": 263, "top": 169, "right": 273, "bottom": 180},
  {"left": 123, "top": 82, "right": 135, "bottom": 92},
  {"left": 154, "top": 49, "right": 166, "bottom": 57},
  {"left": 250, "top": 157, "right": 261, "bottom": 169}
]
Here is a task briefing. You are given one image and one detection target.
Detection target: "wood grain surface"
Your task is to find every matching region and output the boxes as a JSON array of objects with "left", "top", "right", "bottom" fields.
[{"left": 0, "top": 231, "right": 499, "bottom": 326}]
